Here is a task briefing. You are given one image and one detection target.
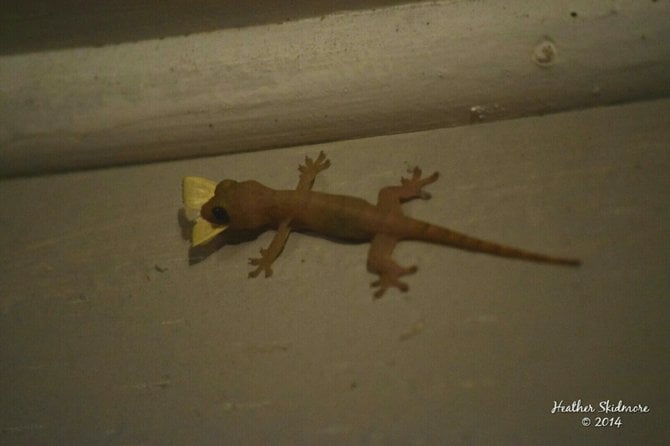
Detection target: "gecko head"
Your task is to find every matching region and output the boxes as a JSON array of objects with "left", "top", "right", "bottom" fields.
[
  {"left": 200, "top": 179, "right": 236, "bottom": 226},
  {"left": 184, "top": 177, "right": 274, "bottom": 245},
  {"left": 182, "top": 177, "right": 234, "bottom": 246}
]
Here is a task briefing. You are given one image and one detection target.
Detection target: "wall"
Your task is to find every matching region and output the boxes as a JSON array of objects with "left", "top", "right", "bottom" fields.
[{"left": 1, "top": 99, "right": 668, "bottom": 444}]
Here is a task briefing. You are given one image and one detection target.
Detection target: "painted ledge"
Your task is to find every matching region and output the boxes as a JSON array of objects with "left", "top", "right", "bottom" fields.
[{"left": 1, "top": 0, "right": 669, "bottom": 176}]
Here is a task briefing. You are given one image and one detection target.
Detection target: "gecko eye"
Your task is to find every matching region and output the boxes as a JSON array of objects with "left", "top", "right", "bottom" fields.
[{"left": 211, "top": 206, "right": 230, "bottom": 224}]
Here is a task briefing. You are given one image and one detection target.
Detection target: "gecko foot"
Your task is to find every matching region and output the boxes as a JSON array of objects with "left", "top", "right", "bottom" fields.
[
  {"left": 248, "top": 248, "right": 274, "bottom": 278},
  {"left": 299, "top": 151, "right": 331, "bottom": 177},
  {"left": 400, "top": 167, "right": 439, "bottom": 200},
  {"left": 370, "top": 265, "right": 418, "bottom": 298}
]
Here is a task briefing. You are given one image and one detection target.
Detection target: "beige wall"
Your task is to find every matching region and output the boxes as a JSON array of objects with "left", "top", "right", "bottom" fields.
[{"left": 1, "top": 99, "right": 668, "bottom": 443}]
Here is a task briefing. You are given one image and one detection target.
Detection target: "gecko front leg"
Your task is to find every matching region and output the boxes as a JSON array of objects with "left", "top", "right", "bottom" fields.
[
  {"left": 248, "top": 218, "right": 291, "bottom": 277},
  {"left": 297, "top": 151, "right": 330, "bottom": 192},
  {"left": 248, "top": 152, "right": 331, "bottom": 278}
]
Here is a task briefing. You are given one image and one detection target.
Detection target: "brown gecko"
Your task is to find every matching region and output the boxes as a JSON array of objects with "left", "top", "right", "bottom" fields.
[{"left": 182, "top": 151, "right": 580, "bottom": 297}]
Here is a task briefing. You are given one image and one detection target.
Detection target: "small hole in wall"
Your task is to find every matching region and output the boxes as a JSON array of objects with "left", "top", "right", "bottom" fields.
[
  {"left": 570, "top": 11, "right": 578, "bottom": 18},
  {"left": 532, "top": 39, "right": 557, "bottom": 67}
]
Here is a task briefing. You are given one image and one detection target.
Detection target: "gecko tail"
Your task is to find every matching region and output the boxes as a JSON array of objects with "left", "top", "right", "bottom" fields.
[{"left": 409, "top": 220, "right": 581, "bottom": 266}]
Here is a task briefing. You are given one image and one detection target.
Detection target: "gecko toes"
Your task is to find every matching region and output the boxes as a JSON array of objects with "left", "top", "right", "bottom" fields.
[
  {"left": 299, "top": 152, "right": 331, "bottom": 176},
  {"left": 248, "top": 256, "right": 274, "bottom": 278},
  {"left": 398, "top": 168, "right": 439, "bottom": 200},
  {"left": 370, "top": 274, "right": 412, "bottom": 298},
  {"left": 248, "top": 265, "right": 273, "bottom": 278}
]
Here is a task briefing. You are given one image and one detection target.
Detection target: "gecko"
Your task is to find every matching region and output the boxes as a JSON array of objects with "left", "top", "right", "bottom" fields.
[{"left": 182, "top": 151, "right": 580, "bottom": 297}]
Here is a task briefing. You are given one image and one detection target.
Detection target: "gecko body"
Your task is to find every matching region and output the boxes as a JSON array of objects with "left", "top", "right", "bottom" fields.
[{"left": 184, "top": 152, "right": 579, "bottom": 297}]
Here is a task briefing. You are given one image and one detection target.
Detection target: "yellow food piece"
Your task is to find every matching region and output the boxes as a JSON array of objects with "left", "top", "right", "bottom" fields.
[{"left": 182, "top": 176, "right": 227, "bottom": 246}]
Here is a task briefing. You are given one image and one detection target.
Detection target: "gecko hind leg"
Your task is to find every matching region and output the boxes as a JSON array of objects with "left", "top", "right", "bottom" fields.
[
  {"left": 377, "top": 167, "right": 439, "bottom": 211},
  {"left": 367, "top": 167, "right": 437, "bottom": 297},
  {"left": 399, "top": 167, "right": 439, "bottom": 201},
  {"left": 367, "top": 233, "right": 417, "bottom": 298}
]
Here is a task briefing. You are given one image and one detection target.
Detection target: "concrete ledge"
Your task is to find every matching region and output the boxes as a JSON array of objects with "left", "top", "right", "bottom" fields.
[{"left": 1, "top": 0, "right": 669, "bottom": 176}]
